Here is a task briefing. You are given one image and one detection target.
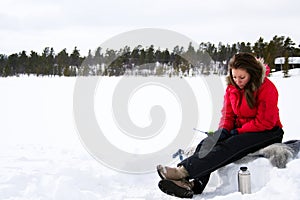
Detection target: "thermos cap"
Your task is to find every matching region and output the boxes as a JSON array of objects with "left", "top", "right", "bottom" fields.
[{"left": 240, "top": 166, "right": 248, "bottom": 171}]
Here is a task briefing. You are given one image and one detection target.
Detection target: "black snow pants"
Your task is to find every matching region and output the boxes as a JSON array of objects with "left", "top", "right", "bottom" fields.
[{"left": 179, "top": 126, "right": 284, "bottom": 194}]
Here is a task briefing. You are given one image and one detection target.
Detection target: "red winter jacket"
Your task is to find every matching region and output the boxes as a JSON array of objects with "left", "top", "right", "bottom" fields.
[{"left": 219, "top": 77, "right": 282, "bottom": 134}]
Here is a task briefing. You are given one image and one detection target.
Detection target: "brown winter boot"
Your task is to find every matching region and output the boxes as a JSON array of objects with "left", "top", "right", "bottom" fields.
[
  {"left": 158, "top": 179, "right": 194, "bottom": 198},
  {"left": 157, "top": 165, "right": 189, "bottom": 180}
]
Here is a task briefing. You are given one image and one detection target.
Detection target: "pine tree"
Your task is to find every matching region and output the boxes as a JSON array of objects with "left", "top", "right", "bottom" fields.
[
  {"left": 238, "top": 42, "right": 252, "bottom": 53},
  {"left": 70, "top": 46, "right": 81, "bottom": 67},
  {"left": 28, "top": 51, "right": 40, "bottom": 76},
  {"left": 161, "top": 49, "right": 170, "bottom": 65},
  {"left": 18, "top": 51, "right": 28, "bottom": 75},
  {"left": 0, "top": 54, "right": 7, "bottom": 76},
  {"left": 139, "top": 48, "right": 146, "bottom": 66},
  {"left": 253, "top": 37, "right": 266, "bottom": 58},
  {"left": 146, "top": 45, "right": 155, "bottom": 64},
  {"left": 155, "top": 48, "right": 162, "bottom": 63},
  {"left": 172, "top": 46, "right": 184, "bottom": 73},
  {"left": 283, "top": 51, "right": 290, "bottom": 78},
  {"left": 131, "top": 45, "right": 141, "bottom": 66},
  {"left": 56, "top": 48, "right": 69, "bottom": 76},
  {"left": 42, "top": 47, "right": 55, "bottom": 76},
  {"left": 94, "top": 47, "right": 104, "bottom": 75},
  {"left": 283, "top": 37, "right": 295, "bottom": 56},
  {"left": 48, "top": 48, "right": 55, "bottom": 76},
  {"left": 6, "top": 53, "right": 19, "bottom": 76},
  {"left": 184, "top": 42, "right": 197, "bottom": 68}
]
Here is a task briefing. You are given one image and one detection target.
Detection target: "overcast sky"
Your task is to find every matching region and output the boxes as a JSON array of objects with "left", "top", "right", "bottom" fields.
[{"left": 1, "top": 0, "right": 300, "bottom": 56}]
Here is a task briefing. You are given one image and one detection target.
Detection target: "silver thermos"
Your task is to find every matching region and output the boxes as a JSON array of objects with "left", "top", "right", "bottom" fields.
[{"left": 238, "top": 166, "right": 251, "bottom": 194}]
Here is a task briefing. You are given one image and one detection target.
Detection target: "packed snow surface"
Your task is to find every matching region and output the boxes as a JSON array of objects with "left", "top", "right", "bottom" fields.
[{"left": 0, "top": 69, "right": 300, "bottom": 200}]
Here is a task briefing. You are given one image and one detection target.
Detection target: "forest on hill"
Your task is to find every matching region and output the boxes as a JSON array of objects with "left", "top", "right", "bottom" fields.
[{"left": 0, "top": 35, "right": 299, "bottom": 77}]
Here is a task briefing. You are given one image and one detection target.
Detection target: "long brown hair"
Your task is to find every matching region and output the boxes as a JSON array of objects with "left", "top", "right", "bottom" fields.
[{"left": 227, "top": 52, "right": 264, "bottom": 108}]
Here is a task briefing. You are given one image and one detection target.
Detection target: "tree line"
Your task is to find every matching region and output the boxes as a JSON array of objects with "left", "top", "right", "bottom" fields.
[{"left": 0, "top": 35, "right": 299, "bottom": 77}]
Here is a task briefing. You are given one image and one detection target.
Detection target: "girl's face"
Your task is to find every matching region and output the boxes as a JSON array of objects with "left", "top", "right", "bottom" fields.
[{"left": 231, "top": 68, "right": 251, "bottom": 89}]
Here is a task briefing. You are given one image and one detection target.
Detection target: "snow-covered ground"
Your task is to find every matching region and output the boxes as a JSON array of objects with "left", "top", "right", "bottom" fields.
[{"left": 0, "top": 69, "right": 300, "bottom": 200}]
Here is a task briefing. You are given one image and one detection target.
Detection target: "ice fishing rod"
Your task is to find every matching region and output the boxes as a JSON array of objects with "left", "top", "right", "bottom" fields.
[
  {"left": 173, "top": 128, "right": 214, "bottom": 161},
  {"left": 193, "top": 128, "right": 213, "bottom": 135}
]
